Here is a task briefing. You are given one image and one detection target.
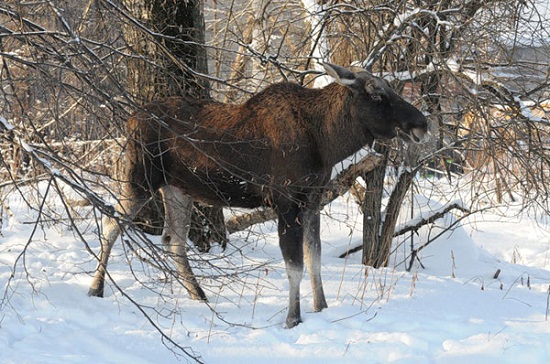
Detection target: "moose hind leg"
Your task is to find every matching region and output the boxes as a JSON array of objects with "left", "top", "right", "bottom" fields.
[
  {"left": 277, "top": 204, "right": 304, "bottom": 328},
  {"left": 303, "top": 209, "right": 328, "bottom": 312},
  {"left": 160, "top": 185, "right": 207, "bottom": 301},
  {"left": 88, "top": 194, "right": 146, "bottom": 297}
]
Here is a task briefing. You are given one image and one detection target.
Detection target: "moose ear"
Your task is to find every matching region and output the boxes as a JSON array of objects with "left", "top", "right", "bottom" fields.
[{"left": 322, "top": 63, "right": 357, "bottom": 86}]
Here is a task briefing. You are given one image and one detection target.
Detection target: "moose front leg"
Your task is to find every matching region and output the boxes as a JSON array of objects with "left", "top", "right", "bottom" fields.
[
  {"left": 277, "top": 204, "right": 304, "bottom": 328},
  {"left": 160, "top": 185, "right": 207, "bottom": 301},
  {"left": 302, "top": 209, "right": 328, "bottom": 312}
]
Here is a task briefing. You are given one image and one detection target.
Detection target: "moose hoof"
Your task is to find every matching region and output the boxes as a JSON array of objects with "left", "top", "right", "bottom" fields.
[
  {"left": 189, "top": 286, "right": 208, "bottom": 302},
  {"left": 285, "top": 317, "right": 302, "bottom": 329},
  {"left": 87, "top": 287, "right": 104, "bottom": 298},
  {"left": 314, "top": 301, "right": 328, "bottom": 312}
]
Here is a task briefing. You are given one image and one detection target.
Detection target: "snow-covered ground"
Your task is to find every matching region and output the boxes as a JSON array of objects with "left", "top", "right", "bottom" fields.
[{"left": 1, "top": 182, "right": 550, "bottom": 363}]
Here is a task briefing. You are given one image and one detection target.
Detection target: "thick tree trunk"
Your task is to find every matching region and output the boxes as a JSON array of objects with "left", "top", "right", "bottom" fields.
[
  {"left": 361, "top": 144, "right": 388, "bottom": 267},
  {"left": 123, "top": 0, "right": 226, "bottom": 249},
  {"left": 360, "top": 141, "right": 425, "bottom": 268},
  {"left": 376, "top": 169, "right": 413, "bottom": 267}
]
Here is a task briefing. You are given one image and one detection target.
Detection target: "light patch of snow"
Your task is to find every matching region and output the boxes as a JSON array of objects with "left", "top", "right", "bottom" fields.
[{"left": 1, "top": 182, "right": 550, "bottom": 363}]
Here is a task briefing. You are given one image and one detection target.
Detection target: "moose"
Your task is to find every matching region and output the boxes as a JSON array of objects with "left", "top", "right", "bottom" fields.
[{"left": 88, "top": 63, "right": 428, "bottom": 328}]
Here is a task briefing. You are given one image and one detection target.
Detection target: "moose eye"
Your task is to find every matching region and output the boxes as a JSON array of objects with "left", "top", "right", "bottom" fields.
[{"left": 371, "top": 94, "right": 383, "bottom": 103}]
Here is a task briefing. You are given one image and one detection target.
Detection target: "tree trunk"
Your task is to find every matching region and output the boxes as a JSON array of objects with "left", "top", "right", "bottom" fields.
[
  {"left": 361, "top": 144, "right": 388, "bottom": 267},
  {"left": 123, "top": 0, "right": 226, "bottom": 250},
  {"left": 377, "top": 169, "right": 413, "bottom": 267}
]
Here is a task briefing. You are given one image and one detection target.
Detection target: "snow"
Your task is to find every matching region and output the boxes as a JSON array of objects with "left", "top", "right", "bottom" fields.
[
  {"left": 331, "top": 147, "right": 375, "bottom": 179},
  {"left": 0, "top": 116, "right": 14, "bottom": 131},
  {"left": 393, "top": 8, "right": 420, "bottom": 28},
  {"left": 515, "top": 96, "right": 546, "bottom": 123},
  {"left": 1, "top": 183, "right": 550, "bottom": 363}
]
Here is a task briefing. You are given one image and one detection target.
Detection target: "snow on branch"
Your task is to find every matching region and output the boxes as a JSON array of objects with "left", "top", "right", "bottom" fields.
[
  {"left": 393, "top": 201, "right": 470, "bottom": 237},
  {"left": 0, "top": 116, "right": 14, "bottom": 131},
  {"left": 338, "top": 201, "right": 471, "bottom": 259},
  {"left": 1, "top": 124, "right": 119, "bottom": 219}
]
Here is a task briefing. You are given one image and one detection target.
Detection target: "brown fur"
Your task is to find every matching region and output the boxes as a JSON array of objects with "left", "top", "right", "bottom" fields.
[{"left": 126, "top": 83, "right": 355, "bottom": 208}]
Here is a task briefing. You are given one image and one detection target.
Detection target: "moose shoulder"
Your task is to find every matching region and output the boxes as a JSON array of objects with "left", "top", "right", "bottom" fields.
[{"left": 89, "top": 63, "right": 428, "bottom": 328}]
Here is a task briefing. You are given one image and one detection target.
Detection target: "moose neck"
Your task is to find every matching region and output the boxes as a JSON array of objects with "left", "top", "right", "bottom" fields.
[{"left": 309, "top": 83, "right": 375, "bottom": 168}]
